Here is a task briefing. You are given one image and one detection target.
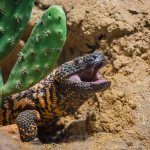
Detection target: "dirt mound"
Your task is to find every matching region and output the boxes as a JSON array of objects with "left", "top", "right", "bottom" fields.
[{"left": 0, "top": 0, "right": 150, "bottom": 149}]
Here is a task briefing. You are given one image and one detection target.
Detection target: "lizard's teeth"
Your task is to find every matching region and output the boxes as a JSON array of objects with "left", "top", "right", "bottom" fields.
[
  {"left": 91, "top": 71, "right": 101, "bottom": 82},
  {"left": 69, "top": 74, "right": 81, "bottom": 82},
  {"left": 95, "top": 72, "right": 101, "bottom": 80}
]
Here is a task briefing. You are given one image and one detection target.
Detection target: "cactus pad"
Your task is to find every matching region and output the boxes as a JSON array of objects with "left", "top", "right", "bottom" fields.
[
  {"left": 2, "top": 5, "right": 67, "bottom": 97},
  {"left": 0, "top": 0, "right": 35, "bottom": 61}
]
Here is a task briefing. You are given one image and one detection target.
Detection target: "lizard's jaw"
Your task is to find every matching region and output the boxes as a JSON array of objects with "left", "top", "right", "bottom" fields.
[
  {"left": 68, "top": 62, "right": 107, "bottom": 84},
  {"left": 61, "top": 61, "right": 111, "bottom": 93}
]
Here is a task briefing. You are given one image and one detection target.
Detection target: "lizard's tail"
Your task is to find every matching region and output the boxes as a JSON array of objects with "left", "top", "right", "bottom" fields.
[{"left": 0, "top": 67, "right": 4, "bottom": 108}]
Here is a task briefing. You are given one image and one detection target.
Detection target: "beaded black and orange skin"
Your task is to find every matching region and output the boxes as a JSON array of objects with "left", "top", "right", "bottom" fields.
[{"left": 0, "top": 51, "right": 111, "bottom": 142}]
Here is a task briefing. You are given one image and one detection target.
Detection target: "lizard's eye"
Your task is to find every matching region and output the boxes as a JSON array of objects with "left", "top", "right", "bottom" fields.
[{"left": 74, "top": 58, "right": 82, "bottom": 65}]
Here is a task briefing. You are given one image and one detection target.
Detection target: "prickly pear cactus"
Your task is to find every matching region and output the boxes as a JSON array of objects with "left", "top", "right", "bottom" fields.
[
  {"left": 2, "top": 5, "right": 67, "bottom": 97},
  {"left": 0, "top": 0, "right": 35, "bottom": 61}
]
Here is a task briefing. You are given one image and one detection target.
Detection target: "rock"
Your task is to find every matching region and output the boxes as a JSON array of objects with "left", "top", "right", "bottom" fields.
[{"left": 0, "top": 131, "right": 37, "bottom": 150}]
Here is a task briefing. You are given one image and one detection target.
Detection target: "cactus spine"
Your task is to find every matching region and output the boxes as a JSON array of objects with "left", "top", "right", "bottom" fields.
[
  {"left": 2, "top": 5, "right": 67, "bottom": 97},
  {"left": 0, "top": 0, "right": 35, "bottom": 61}
]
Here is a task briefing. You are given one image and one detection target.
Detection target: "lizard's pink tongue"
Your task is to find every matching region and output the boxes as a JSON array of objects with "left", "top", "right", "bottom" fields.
[{"left": 69, "top": 74, "right": 81, "bottom": 81}]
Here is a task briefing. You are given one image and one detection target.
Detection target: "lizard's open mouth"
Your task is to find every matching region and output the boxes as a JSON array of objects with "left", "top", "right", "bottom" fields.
[
  {"left": 68, "top": 61, "right": 109, "bottom": 84},
  {"left": 57, "top": 51, "right": 111, "bottom": 92},
  {"left": 60, "top": 60, "right": 111, "bottom": 93}
]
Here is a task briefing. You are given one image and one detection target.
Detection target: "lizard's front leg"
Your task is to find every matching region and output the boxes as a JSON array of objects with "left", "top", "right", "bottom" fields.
[{"left": 16, "top": 110, "right": 41, "bottom": 142}]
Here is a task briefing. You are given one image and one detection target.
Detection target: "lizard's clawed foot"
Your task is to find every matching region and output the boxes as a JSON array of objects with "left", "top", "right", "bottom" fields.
[{"left": 16, "top": 110, "right": 41, "bottom": 142}]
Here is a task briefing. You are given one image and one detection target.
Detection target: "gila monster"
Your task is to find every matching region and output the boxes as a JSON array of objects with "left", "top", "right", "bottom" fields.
[{"left": 0, "top": 51, "right": 111, "bottom": 142}]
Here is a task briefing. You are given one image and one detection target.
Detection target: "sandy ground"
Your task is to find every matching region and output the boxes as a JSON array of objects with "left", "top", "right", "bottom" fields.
[{"left": 0, "top": 0, "right": 150, "bottom": 149}]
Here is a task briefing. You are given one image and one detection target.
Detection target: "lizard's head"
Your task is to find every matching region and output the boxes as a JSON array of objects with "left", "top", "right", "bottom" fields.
[
  {"left": 51, "top": 51, "right": 111, "bottom": 113},
  {"left": 54, "top": 51, "right": 111, "bottom": 94}
]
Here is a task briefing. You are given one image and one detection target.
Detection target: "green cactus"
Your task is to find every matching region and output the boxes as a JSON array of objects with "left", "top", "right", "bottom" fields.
[
  {"left": 0, "top": 0, "right": 35, "bottom": 61},
  {"left": 2, "top": 5, "right": 67, "bottom": 97}
]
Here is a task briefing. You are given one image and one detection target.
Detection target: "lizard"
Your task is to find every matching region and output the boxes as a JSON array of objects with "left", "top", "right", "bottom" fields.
[{"left": 0, "top": 51, "right": 111, "bottom": 142}]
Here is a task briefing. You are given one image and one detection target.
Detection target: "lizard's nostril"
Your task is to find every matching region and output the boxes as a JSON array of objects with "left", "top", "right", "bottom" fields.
[{"left": 93, "top": 55, "right": 97, "bottom": 59}]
